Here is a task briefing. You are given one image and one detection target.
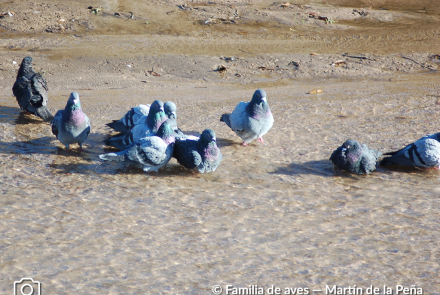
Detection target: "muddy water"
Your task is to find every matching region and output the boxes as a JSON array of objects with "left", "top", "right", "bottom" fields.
[{"left": 1, "top": 1, "right": 440, "bottom": 295}]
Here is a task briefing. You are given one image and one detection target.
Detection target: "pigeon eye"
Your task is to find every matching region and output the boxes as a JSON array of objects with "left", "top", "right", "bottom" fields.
[{"left": 347, "top": 145, "right": 351, "bottom": 149}]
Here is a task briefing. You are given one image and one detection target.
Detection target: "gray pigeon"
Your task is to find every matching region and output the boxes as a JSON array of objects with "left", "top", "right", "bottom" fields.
[
  {"left": 12, "top": 56, "right": 53, "bottom": 122},
  {"left": 381, "top": 133, "right": 440, "bottom": 169},
  {"left": 330, "top": 139, "right": 382, "bottom": 175},
  {"left": 99, "top": 120, "right": 176, "bottom": 172},
  {"left": 173, "top": 129, "right": 222, "bottom": 173},
  {"left": 104, "top": 100, "right": 167, "bottom": 150},
  {"left": 106, "top": 104, "right": 150, "bottom": 134},
  {"left": 106, "top": 101, "right": 178, "bottom": 135},
  {"left": 220, "top": 89, "right": 274, "bottom": 146},
  {"left": 51, "top": 92, "right": 91, "bottom": 150}
]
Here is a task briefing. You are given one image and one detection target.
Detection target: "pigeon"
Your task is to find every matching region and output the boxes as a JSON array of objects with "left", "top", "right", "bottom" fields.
[
  {"left": 220, "top": 89, "right": 274, "bottom": 146},
  {"left": 106, "top": 104, "right": 150, "bottom": 134},
  {"left": 104, "top": 100, "right": 167, "bottom": 150},
  {"left": 99, "top": 120, "right": 176, "bottom": 172},
  {"left": 173, "top": 129, "right": 222, "bottom": 173},
  {"left": 12, "top": 56, "right": 53, "bottom": 122},
  {"left": 51, "top": 92, "right": 91, "bottom": 150},
  {"left": 330, "top": 139, "right": 382, "bottom": 175},
  {"left": 381, "top": 133, "right": 440, "bottom": 169},
  {"left": 106, "top": 101, "right": 178, "bottom": 135}
]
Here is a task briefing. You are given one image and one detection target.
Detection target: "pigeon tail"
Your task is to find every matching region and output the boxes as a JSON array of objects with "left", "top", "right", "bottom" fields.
[
  {"left": 36, "top": 106, "right": 54, "bottom": 122},
  {"left": 106, "top": 120, "right": 129, "bottom": 133},
  {"left": 380, "top": 157, "right": 396, "bottom": 166},
  {"left": 220, "top": 113, "right": 231, "bottom": 128},
  {"left": 104, "top": 135, "right": 127, "bottom": 150},
  {"left": 99, "top": 152, "right": 126, "bottom": 162}
]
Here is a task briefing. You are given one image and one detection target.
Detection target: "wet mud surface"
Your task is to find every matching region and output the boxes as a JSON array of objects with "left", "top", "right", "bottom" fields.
[{"left": 0, "top": 0, "right": 440, "bottom": 294}]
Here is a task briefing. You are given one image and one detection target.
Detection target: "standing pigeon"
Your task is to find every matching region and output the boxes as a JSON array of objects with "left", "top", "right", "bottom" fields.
[
  {"left": 99, "top": 120, "right": 176, "bottom": 172},
  {"left": 381, "top": 133, "right": 440, "bottom": 169},
  {"left": 330, "top": 139, "right": 382, "bottom": 175},
  {"left": 51, "top": 92, "right": 91, "bottom": 150},
  {"left": 12, "top": 56, "right": 53, "bottom": 122},
  {"left": 173, "top": 129, "right": 222, "bottom": 173},
  {"left": 104, "top": 100, "right": 167, "bottom": 150},
  {"left": 220, "top": 89, "right": 274, "bottom": 146},
  {"left": 106, "top": 104, "right": 150, "bottom": 134}
]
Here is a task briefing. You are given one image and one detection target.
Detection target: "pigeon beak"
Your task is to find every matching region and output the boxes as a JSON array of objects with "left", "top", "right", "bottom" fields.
[
  {"left": 172, "top": 112, "right": 177, "bottom": 118},
  {"left": 212, "top": 137, "right": 216, "bottom": 142},
  {"left": 261, "top": 97, "right": 267, "bottom": 103}
]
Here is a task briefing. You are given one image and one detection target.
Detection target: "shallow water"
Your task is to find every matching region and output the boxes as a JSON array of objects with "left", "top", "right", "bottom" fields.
[
  {"left": 1, "top": 73, "right": 440, "bottom": 294},
  {"left": 1, "top": 1, "right": 440, "bottom": 294}
]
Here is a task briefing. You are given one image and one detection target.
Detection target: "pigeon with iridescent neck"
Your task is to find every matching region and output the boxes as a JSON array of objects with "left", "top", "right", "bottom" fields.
[
  {"left": 106, "top": 104, "right": 150, "bottom": 134},
  {"left": 99, "top": 120, "right": 176, "bottom": 172},
  {"left": 51, "top": 92, "right": 90, "bottom": 150},
  {"left": 12, "top": 56, "right": 53, "bottom": 122},
  {"left": 106, "top": 101, "right": 179, "bottom": 135},
  {"left": 173, "top": 129, "right": 222, "bottom": 173},
  {"left": 330, "top": 139, "right": 382, "bottom": 175},
  {"left": 381, "top": 133, "right": 440, "bottom": 169},
  {"left": 220, "top": 89, "right": 274, "bottom": 146},
  {"left": 104, "top": 100, "right": 167, "bottom": 150}
]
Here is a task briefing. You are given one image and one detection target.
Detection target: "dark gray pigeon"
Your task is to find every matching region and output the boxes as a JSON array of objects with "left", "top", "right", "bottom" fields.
[
  {"left": 381, "top": 133, "right": 440, "bottom": 169},
  {"left": 51, "top": 92, "right": 91, "bottom": 150},
  {"left": 330, "top": 139, "right": 382, "bottom": 175},
  {"left": 106, "top": 101, "right": 178, "bottom": 135},
  {"left": 99, "top": 120, "right": 176, "bottom": 172},
  {"left": 173, "top": 129, "right": 222, "bottom": 173},
  {"left": 220, "top": 89, "right": 274, "bottom": 146},
  {"left": 12, "top": 56, "right": 53, "bottom": 122},
  {"left": 104, "top": 100, "right": 167, "bottom": 150},
  {"left": 106, "top": 104, "right": 150, "bottom": 134}
]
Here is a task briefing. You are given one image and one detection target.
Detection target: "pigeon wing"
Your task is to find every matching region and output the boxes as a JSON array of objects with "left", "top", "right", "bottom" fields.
[
  {"left": 228, "top": 101, "right": 248, "bottom": 135},
  {"left": 50, "top": 110, "right": 64, "bottom": 138}
]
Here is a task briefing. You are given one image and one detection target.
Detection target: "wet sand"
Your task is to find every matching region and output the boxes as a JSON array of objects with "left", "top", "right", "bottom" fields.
[{"left": 1, "top": 0, "right": 440, "bottom": 294}]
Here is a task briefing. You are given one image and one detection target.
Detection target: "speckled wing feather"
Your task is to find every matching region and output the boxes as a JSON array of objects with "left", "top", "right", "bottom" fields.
[{"left": 126, "top": 137, "right": 169, "bottom": 166}]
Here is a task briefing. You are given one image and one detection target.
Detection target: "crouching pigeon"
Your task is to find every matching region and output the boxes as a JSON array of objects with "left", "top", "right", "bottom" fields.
[
  {"left": 173, "top": 129, "right": 222, "bottom": 173},
  {"left": 12, "top": 56, "right": 53, "bottom": 122},
  {"left": 381, "top": 133, "right": 440, "bottom": 169},
  {"left": 330, "top": 139, "right": 382, "bottom": 175},
  {"left": 51, "top": 92, "right": 90, "bottom": 150},
  {"left": 220, "top": 89, "right": 273, "bottom": 146},
  {"left": 99, "top": 120, "right": 176, "bottom": 172},
  {"left": 104, "top": 100, "right": 167, "bottom": 150},
  {"left": 106, "top": 101, "right": 179, "bottom": 135},
  {"left": 106, "top": 104, "right": 150, "bottom": 134}
]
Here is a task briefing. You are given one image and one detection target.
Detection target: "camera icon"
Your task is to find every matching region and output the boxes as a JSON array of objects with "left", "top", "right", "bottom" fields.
[{"left": 13, "top": 278, "right": 41, "bottom": 295}]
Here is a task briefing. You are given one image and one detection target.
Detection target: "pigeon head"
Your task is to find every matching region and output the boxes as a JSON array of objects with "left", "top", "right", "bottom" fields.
[
  {"left": 17, "top": 56, "right": 34, "bottom": 78},
  {"left": 66, "top": 92, "right": 82, "bottom": 111},
  {"left": 247, "top": 89, "right": 270, "bottom": 118},
  {"left": 164, "top": 101, "right": 177, "bottom": 120},
  {"left": 200, "top": 129, "right": 216, "bottom": 144},
  {"left": 156, "top": 120, "right": 175, "bottom": 145},
  {"left": 251, "top": 89, "right": 267, "bottom": 105},
  {"left": 147, "top": 100, "right": 166, "bottom": 130},
  {"left": 342, "top": 139, "right": 363, "bottom": 161}
]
